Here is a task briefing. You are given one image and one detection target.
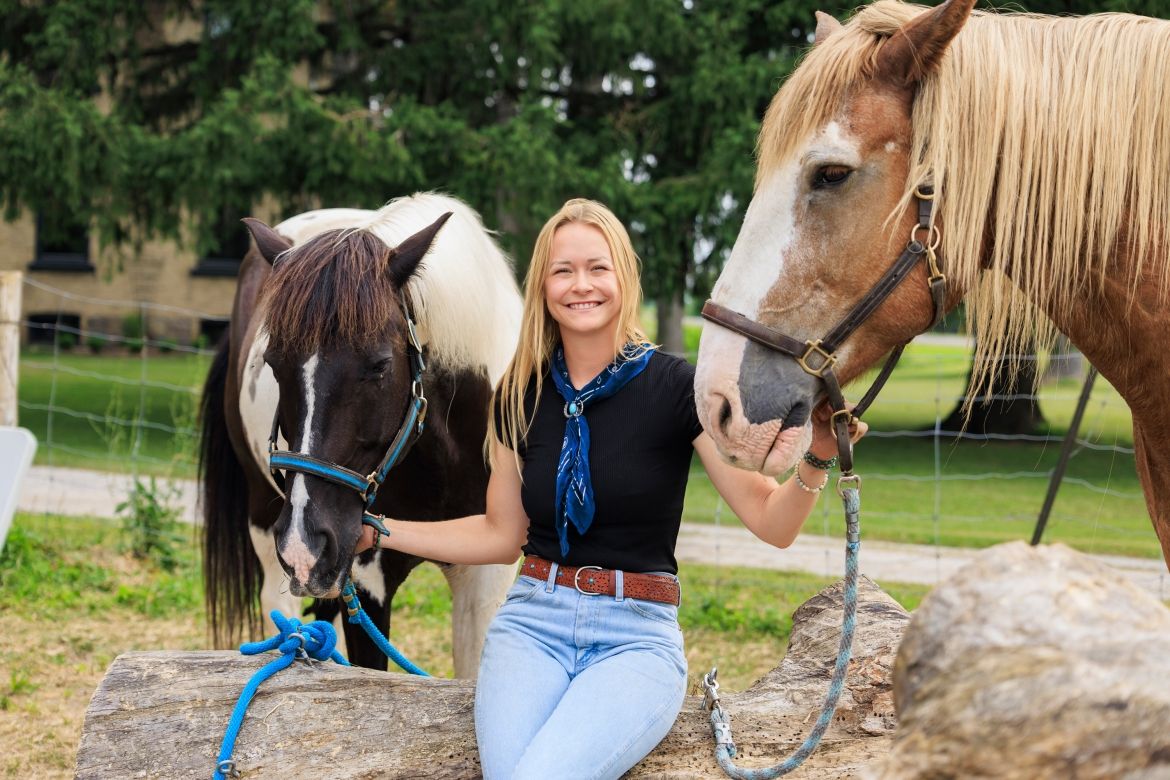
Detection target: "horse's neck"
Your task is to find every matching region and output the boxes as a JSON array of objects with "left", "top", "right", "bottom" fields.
[{"left": 1045, "top": 265, "right": 1170, "bottom": 566}]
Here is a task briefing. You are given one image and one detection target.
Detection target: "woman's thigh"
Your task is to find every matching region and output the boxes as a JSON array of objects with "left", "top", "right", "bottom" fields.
[
  {"left": 474, "top": 576, "right": 575, "bottom": 779},
  {"left": 512, "top": 596, "right": 688, "bottom": 780}
]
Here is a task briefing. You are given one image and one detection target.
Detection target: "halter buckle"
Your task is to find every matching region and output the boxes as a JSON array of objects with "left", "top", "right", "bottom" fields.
[
  {"left": 831, "top": 408, "right": 854, "bottom": 428},
  {"left": 796, "top": 340, "right": 836, "bottom": 378}
]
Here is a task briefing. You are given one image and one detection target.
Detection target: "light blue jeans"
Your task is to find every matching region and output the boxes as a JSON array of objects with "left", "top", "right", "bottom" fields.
[{"left": 474, "top": 564, "right": 688, "bottom": 780}]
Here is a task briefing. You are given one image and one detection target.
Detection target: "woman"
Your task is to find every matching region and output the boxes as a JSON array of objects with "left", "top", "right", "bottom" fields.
[{"left": 355, "top": 198, "right": 865, "bottom": 778}]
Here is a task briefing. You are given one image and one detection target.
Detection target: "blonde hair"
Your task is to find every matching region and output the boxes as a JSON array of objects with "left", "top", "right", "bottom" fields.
[
  {"left": 759, "top": 1, "right": 1170, "bottom": 397},
  {"left": 489, "top": 198, "right": 652, "bottom": 470}
]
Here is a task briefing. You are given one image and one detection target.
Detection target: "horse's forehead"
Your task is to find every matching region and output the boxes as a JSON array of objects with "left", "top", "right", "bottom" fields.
[{"left": 706, "top": 120, "right": 865, "bottom": 315}]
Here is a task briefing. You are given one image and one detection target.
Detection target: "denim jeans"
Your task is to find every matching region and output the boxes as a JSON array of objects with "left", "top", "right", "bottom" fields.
[{"left": 474, "top": 564, "right": 688, "bottom": 780}]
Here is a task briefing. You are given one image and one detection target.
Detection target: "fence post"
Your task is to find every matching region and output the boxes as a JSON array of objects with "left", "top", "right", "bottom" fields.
[
  {"left": 1031, "top": 365, "right": 1098, "bottom": 546},
  {"left": 0, "top": 271, "right": 21, "bottom": 427}
]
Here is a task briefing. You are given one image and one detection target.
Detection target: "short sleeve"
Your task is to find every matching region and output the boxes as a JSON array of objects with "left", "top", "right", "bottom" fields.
[{"left": 670, "top": 355, "right": 705, "bottom": 442}]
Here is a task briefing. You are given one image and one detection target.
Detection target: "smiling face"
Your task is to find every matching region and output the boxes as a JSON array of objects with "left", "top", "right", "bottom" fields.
[{"left": 543, "top": 221, "right": 623, "bottom": 343}]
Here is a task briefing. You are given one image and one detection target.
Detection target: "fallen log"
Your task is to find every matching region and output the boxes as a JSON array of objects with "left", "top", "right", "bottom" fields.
[
  {"left": 76, "top": 577, "right": 908, "bottom": 778},
  {"left": 872, "top": 542, "right": 1170, "bottom": 780}
]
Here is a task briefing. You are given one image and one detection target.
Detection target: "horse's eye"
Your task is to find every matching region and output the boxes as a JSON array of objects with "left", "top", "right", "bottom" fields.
[
  {"left": 813, "top": 166, "right": 852, "bottom": 188},
  {"left": 366, "top": 358, "right": 392, "bottom": 378}
]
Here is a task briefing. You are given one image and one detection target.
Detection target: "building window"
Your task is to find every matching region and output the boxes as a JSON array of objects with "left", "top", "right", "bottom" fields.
[
  {"left": 29, "top": 212, "right": 94, "bottom": 272},
  {"left": 198, "top": 317, "right": 230, "bottom": 348},
  {"left": 27, "top": 313, "right": 81, "bottom": 345},
  {"left": 192, "top": 205, "right": 251, "bottom": 277}
]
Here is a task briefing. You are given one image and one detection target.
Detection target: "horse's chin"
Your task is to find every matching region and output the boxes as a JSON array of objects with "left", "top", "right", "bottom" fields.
[
  {"left": 760, "top": 425, "right": 811, "bottom": 477},
  {"left": 288, "top": 572, "right": 345, "bottom": 600}
]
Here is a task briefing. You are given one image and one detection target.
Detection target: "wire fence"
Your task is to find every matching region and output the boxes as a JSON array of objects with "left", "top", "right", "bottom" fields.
[{"left": 6, "top": 278, "right": 1162, "bottom": 565}]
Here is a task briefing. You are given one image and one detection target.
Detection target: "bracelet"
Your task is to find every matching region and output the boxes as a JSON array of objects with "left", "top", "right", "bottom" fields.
[
  {"left": 802, "top": 451, "right": 838, "bottom": 471},
  {"left": 794, "top": 467, "right": 828, "bottom": 494}
]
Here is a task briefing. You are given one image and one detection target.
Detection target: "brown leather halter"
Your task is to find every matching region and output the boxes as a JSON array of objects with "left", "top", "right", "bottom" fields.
[{"left": 701, "top": 185, "right": 946, "bottom": 477}]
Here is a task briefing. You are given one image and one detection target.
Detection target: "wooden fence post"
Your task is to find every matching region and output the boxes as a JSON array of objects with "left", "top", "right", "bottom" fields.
[{"left": 0, "top": 271, "right": 21, "bottom": 427}]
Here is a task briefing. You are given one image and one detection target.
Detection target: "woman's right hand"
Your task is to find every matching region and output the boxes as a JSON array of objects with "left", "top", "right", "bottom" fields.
[{"left": 354, "top": 523, "right": 381, "bottom": 554}]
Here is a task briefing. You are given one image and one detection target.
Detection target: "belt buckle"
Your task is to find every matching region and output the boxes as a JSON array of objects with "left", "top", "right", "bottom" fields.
[{"left": 573, "top": 565, "right": 604, "bottom": 596}]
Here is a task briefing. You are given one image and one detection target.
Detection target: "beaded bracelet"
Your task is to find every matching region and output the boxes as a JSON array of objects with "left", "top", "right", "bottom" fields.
[
  {"left": 802, "top": 451, "right": 839, "bottom": 471},
  {"left": 794, "top": 468, "right": 829, "bottom": 494}
]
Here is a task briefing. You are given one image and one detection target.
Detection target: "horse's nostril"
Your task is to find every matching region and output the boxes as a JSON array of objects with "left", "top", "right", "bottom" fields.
[{"left": 718, "top": 397, "right": 733, "bottom": 434}]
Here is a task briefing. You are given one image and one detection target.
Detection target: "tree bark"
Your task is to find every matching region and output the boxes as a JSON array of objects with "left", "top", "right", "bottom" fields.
[
  {"left": 76, "top": 578, "right": 909, "bottom": 779},
  {"left": 939, "top": 339, "right": 1047, "bottom": 435},
  {"left": 655, "top": 290, "right": 685, "bottom": 356}
]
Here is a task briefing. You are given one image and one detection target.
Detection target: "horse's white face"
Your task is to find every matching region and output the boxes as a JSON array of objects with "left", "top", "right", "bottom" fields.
[
  {"left": 695, "top": 0, "right": 978, "bottom": 474},
  {"left": 696, "top": 121, "right": 862, "bottom": 474}
]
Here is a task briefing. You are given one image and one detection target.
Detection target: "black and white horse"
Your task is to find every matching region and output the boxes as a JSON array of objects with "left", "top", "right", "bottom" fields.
[{"left": 200, "top": 193, "right": 521, "bottom": 672}]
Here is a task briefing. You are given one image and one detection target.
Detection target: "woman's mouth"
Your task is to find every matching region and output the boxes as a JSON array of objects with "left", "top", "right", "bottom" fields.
[{"left": 568, "top": 301, "right": 602, "bottom": 310}]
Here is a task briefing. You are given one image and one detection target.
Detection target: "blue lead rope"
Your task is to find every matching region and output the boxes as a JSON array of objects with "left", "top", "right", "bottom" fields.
[
  {"left": 213, "top": 612, "right": 349, "bottom": 779},
  {"left": 213, "top": 583, "right": 429, "bottom": 778},
  {"left": 703, "top": 485, "right": 861, "bottom": 779},
  {"left": 341, "top": 579, "right": 430, "bottom": 677}
]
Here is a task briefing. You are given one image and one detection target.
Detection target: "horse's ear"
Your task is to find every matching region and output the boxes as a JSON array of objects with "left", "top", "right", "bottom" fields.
[
  {"left": 387, "top": 212, "right": 454, "bottom": 288},
  {"left": 874, "top": 0, "right": 975, "bottom": 87},
  {"left": 242, "top": 218, "right": 293, "bottom": 266},
  {"left": 814, "top": 11, "right": 842, "bottom": 45}
]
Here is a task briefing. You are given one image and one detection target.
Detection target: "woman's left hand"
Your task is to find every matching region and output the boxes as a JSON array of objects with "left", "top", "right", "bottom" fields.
[{"left": 807, "top": 402, "right": 868, "bottom": 460}]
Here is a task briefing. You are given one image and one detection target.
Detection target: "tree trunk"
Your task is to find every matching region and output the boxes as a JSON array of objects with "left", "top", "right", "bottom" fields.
[
  {"left": 656, "top": 290, "right": 685, "bottom": 356},
  {"left": 939, "top": 338, "right": 1047, "bottom": 435},
  {"left": 76, "top": 578, "right": 909, "bottom": 779}
]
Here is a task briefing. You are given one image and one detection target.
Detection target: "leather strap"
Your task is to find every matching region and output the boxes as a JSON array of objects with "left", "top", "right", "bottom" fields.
[
  {"left": 699, "top": 185, "right": 945, "bottom": 476},
  {"left": 520, "top": 556, "right": 681, "bottom": 606}
]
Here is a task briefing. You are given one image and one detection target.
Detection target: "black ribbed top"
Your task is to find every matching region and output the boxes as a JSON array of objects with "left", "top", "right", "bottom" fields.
[{"left": 503, "top": 351, "right": 703, "bottom": 574}]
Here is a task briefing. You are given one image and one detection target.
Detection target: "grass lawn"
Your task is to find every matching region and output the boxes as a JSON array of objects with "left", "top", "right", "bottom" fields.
[
  {"left": 0, "top": 512, "right": 929, "bottom": 778},
  {"left": 16, "top": 336, "right": 1160, "bottom": 558}
]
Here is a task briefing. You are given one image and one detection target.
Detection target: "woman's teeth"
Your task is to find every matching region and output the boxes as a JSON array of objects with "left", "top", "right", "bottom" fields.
[{"left": 569, "top": 302, "right": 600, "bottom": 309}]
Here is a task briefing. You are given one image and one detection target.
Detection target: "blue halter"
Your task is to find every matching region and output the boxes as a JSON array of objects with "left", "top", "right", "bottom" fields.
[{"left": 267, "top": 295, "right": 426, "bottom": 538}]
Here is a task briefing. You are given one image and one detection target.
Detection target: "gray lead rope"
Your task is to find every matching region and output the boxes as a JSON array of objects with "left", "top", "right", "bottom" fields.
[{"left": 702, "top": 486, "right": 860, "bottom": 778}]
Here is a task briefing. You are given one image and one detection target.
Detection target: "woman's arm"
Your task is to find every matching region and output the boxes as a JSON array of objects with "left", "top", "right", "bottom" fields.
[
  {"left": 694, "top": 409, "right": 867, "bottom": 549},
  {"left": 354, "top": 439, "right": 530, "bottom": 565}
]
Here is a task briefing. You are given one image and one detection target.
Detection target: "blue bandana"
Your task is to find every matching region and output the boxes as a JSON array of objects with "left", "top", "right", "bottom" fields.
[{"left": 549, "top": 343, "right": 655, "bottom": 556}]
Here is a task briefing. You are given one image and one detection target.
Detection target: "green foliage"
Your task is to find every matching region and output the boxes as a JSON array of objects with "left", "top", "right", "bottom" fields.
[
  {"left": 120, "top": 312, "right": 143, "bottom": 340},
  {"left": 54, "top": 331, "right": 75, "bottom": 351},
  {"left": 159, "top": 338, "right": 178, "bottom": 353},
  {"left": 85, "top": 333, "right": 107, "bottom": 354},
  {"left": 0, "top": 515, "right": 201, "bottom": 619},
  {"left": 116, "top": 478, "right": 183, "bottom": 571}
]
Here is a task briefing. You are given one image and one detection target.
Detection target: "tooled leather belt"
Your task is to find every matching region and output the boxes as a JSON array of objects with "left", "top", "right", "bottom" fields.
[{"left": 520, "top": 555, "right": 681, "bottom": 606}]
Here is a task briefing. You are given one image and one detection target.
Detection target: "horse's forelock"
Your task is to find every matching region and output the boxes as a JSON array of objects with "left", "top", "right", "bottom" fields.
[{"left": 259, "top": 228, "right": 401, "bottom": 358}]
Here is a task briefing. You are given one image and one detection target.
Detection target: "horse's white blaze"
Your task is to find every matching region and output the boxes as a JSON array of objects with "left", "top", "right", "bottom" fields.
[
  {"left": 696, "top": 121, "right": 862, "bottom": 470},
  {"left": 240, "top": 329, "right": 283, "bottom": 494},
  {"left": 281, "top": 353, "right": 320, "bottom": 583},
  {"left": 249, "top": 524, "right": 299, "bottom": 637}
]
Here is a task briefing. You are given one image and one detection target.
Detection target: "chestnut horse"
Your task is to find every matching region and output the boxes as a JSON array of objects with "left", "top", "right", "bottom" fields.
[
  {"left": 695, "top": 0, "right": 1170, "bottom": 566},
  {"left": 200, "top": 193, "right": 521, "bottom": 672}
]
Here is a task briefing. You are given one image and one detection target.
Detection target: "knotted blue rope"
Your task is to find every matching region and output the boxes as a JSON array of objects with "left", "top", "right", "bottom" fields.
[
  {"left": 213, "top": 611, "right": 349, "bottom": 779},
  {"left": 341, "top": 579, "right": 430, "bottom": 677},
  {"left": 549, "top": 343, "right": 654, "bottom": 556},
  {"left": 704, "top": 485, "right": 861, "bottom": 779}
]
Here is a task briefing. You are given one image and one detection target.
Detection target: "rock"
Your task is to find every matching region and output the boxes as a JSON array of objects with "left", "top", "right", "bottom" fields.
[{"left": 871, "top": 542, "right": 1170, "bottom": 780}]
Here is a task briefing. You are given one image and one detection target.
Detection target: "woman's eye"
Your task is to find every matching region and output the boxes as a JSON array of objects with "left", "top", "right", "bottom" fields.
[{"left": 813, "top": 166, "right": 852, "bottom": 188}]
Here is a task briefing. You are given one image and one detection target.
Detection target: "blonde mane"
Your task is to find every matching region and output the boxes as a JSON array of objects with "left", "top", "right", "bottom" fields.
[{"left": 760, "top": 1, "right": 1170, "bottom": 393}]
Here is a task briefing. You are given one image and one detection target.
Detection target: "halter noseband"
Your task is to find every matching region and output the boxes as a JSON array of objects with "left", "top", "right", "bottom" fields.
[
  {"left": 267, "top": 294, "right": 428, "bottom": 537},
  {"left": 701, "top": 184, "right": 946, "bottom": 477}
]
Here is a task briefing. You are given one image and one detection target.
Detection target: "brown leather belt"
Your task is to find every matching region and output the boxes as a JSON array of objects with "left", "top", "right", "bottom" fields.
[{"left": 520, "top": 556, "right": 681, "bottom": 606}]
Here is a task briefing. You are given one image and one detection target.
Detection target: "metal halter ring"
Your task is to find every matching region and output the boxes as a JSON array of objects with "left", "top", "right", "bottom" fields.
[
  {"left": 836, "top": 473, "right": 863, "bottom": 497},
  {"left": 217, "top": 759, "right": 240, "bottom": 778},
  {"left": 573, "top": 565, "right": 603, "bottom": 595},
  {"left": 909, "top": 222, "right": 942, "bottom": 251}
]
